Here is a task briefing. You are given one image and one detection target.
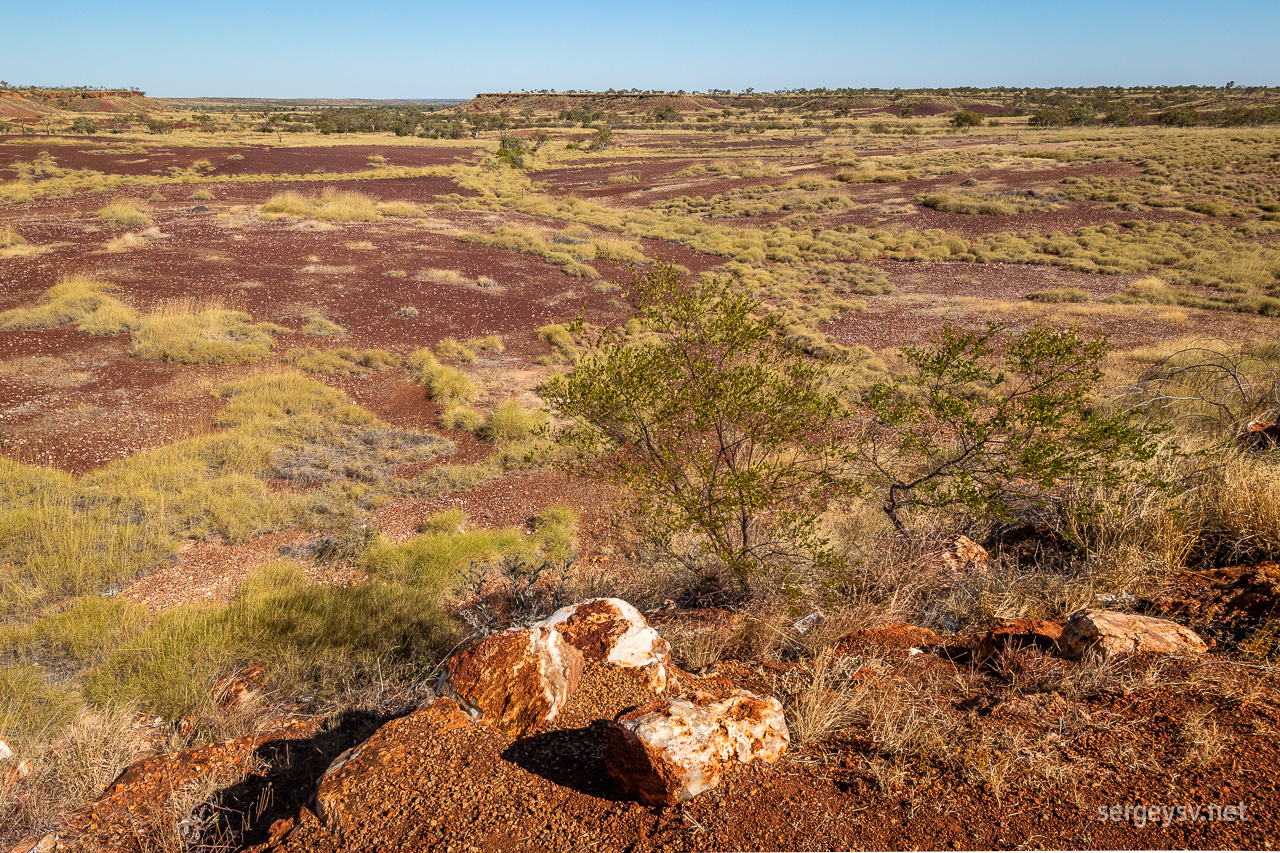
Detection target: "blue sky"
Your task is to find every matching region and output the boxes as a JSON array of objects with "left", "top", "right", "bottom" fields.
[{"left": 4, "top": 0, "right": 1277, "bottom": 98}]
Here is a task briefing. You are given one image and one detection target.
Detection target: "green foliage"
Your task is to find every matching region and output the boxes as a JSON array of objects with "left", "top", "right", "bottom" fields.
[
  {"left": 948, "top": 110, "right": 983, "bottom": 131},
  {"left": 861, "top": 323, "right": 1160, "bottom": 532},
  {"left": 542, "top": 263, "right": 852, "bottom": 586},
  {"left": 1159, "top": 108, "right": 1202, "bottom": 127},
  {"left": 70, "top": 117, "right": 98, "bottom": 135}
]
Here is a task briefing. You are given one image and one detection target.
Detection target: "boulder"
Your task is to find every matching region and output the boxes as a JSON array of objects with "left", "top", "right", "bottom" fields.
[
  {"left": 1237, "top": 420, "right": 1280, "bottom": 452},
  {"left": 437, "top": 625, "right": 584, "bottom": 736},
  {"left": 1059, "top": 609, "right": 1207, "bottom": 659},
  {"left": 975, "top": 618, "right": 1063, "bottom": 663},
  {"left": 939, "top": 534, "right": 991, "bottom": 573},
  {"left": 539, "top": 597, "right": 678, "bottom": 691},
  {"left": 605, "top": 690, "right": 789, "bottom": 805},
  {"left": 213, "top": 661, "right": 267, "bottom": 711}
]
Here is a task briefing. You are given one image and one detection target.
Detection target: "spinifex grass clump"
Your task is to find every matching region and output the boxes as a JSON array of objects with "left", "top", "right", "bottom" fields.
[
  {"left": 408, "top": 348, "right": 477, "bottom": 404},
  {"left": 129, "top": 299, "right": 286, "bottom": 364},
  {"left": 0, "top": 276, "right": 140, "bottom": 335},
  {"left": 96, "top": 200, "right": 152, "bottom": 227},
  {"left": 260, "top": 187, "right": 421, "bottom": 222},
  {"left": 285, "top": 347, "right": 400, "bottom": 375}
]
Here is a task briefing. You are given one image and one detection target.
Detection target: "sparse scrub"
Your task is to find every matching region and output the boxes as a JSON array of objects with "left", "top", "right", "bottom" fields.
[
  {"left": 533, "top": 503, "right": 578, "bottom": 560},
  {"left": 435, "top": 336, "right": 476, "bottom": 362},
  {"left": 261, "top": 188, "right": 419, "bottom": 222},
  {"left": 1025, "top": 287, "right": 1090, "bottom": 303},
  {"left": 440, "top": 405, "right": 482, "bottom": 432},
  {"left": 188, "top": 189, "right": 215, "bottom": 201},
  {"left": 418, "top": 268, "right": 505, "bottom": 293}
]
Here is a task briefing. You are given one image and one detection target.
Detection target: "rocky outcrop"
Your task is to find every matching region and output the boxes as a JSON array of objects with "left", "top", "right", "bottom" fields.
[
  {"left": 437, "top": 625, "right": 584, "bottom": 736},
  {"left": 540, "top": 598, "right": 679, "bottom": 691},
  {"left": 975, "top": 618, "right": 1063, "bottom": 663},
  {"left": 1059, "top": 609, "right": 1208, "bottom": 659},
  {"left": 1237, "top": 420, "right": 1280, "bottom": 452},
  {"left": 940, "top": 535, "right": 991, "bottom": 573},
  {"left": 605, "top": 690, "right": 789, "bottom": 805}
]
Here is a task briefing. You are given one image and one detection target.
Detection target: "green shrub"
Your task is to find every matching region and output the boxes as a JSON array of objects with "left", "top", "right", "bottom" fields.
[
  {"left": 542, "top": 263, "right": 853, "bottom": 586},
  {"left": 862, "top": 322, "right": 1161, "bottom": 532}
]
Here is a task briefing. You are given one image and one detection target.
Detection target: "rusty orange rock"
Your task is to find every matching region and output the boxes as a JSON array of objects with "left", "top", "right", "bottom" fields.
[
  {"left": 605, "top": 690, "right": 789, "bottom": 805},
  {"left": 437, "top": 626, "right": 584, "bottom": 736}
]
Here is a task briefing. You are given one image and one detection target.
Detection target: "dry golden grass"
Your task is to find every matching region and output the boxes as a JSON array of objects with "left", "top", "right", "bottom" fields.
[
  {"left": 130, "top": 299, "right": 285, "bottom": 364},
  {"left": 96, "top": 200, "right": 152, "bottom": 227},
  {"left": 260, "top": 188, "right": 422, "bottom": 223},
  {"left": 0, "top": 276, "right": 139, "bottom": 335},
  {"left": 417, "top": 268, "right": 504, "bottom": 293}
]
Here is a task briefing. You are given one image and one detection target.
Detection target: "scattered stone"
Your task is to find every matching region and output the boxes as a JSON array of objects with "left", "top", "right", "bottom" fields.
[
  {"left": 268, "top": 817, "right": 296, "bottom": 843},
  {"left": 975, "top": 618, "right": 1063, "bottom": 663},
  {"left": 539, "top": 598, "right": 679, "bottom": 692},
  {"left": 1059, "top": 609, "right": 1208, "bottom": 659},
  {"left": 991, "top": 691, "right": 1070, "bottom": 720},
  {"left": 437, "top": 625, "right": 584, "bottom": 736},
  {"left": 940, "top": 534, "right": 991, "bottom": 572},
  {"left": 1237, "top": 420, "right": 1280, "bottom": 452},
  {"left": 839, "top": 624, "right": 940, "bottom": 654},
  {"left": 213, "top": 661, "right": 267, "bottom": 711},
  {"left": 9, "top": 833, "right": 56, "bottom": 853},
  {"left": 793, "top": 611, "right": 824, "bottom": 634},
  {"left": 605, "top": 689, "right": 789, "bottom": 805}
]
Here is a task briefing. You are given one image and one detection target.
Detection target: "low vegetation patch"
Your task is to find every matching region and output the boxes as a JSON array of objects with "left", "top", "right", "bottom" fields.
[
  {"left": 260, "top": 188, "right": 419, "bottom": 222},
  {"left": 284, "top": 347, "right": 400, "bottom": 375},
  {"left": 300, "top": 313, "right": 346, "bottom": 337},
  {"left": 96, "top": 200, "right": 152, "bottom": 227},
  {"left": 0, "top": 276, "right": 139, "bottom": 335},
  {"left": 417, "top": 268, "right": 504, "bottom": 293},
  {"left": 129, "top": 300, "right": 286, "bottom": 364},
  {"left": 408, "top": 348, "right": 478, "bottom": 404}
]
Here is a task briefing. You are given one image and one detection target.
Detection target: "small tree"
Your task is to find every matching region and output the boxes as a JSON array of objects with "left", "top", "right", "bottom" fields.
[
  {"left": 71, "top": 116, "right": 98, "bottom": 135},
  {"left": 948, "top": 110, "right": 983, "bottom": 131},
  {"left": 860, "top": 322, "right": 1159, "bottom": 533},
  {"left": 541, "top": 263, "right": 853, "bottom": 587}
]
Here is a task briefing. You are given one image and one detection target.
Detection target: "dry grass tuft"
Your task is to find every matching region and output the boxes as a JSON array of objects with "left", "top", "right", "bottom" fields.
[
  {"left": 130, "top": 299, "right": 285, "bottom": 364},
  {"left": 0, "top": 276, "right": 139, "bottom": 335},
  {"left": 96, "top": 200, "right": 152, "bottom": 227}
]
